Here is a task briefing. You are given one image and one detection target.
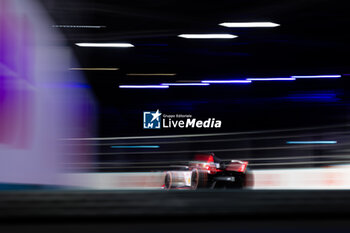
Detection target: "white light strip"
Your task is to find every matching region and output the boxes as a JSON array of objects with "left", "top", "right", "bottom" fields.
[
  {"left": 202, "top": 80, "right": 251, "bottom": 83},
  {"left": 161, "top": 83, "right": 209, "bottom": 86},
  {"left": 69, "top": 68, "right": 119, "bottom": 71},
  {"left": 52, "top": 25, "right": 106, "bottom": 28},
  {"left": 247, "top": 78, "right": 295, "bottom": 81},
  {"left": 126, "top": 73, "right": 176, "bottom": 76},
  {"left": 75, "top": 43, "right": 134, "bottom": 48},
  {"left": 178, "top": 34, "right": 237, "bottom": 39},
  {"left": 219, "top": 22, "right": 280, "bottom": 28},
  {"left": 291, "top": 75, "right": 341, "bottom": 79},
  {"left": 119, "top": 85, "right": 169, "bottom": 89}
]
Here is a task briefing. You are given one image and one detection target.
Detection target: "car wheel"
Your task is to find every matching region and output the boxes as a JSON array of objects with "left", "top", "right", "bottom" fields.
[
  {"left": 191, "top": 169, "right": 199, "bottom": 190},
  {"left": 164, "top": 172, "right": 172, "bottom": 190},
  {"left": 197, "top": 170, "right": 208, "bottom": 189}
]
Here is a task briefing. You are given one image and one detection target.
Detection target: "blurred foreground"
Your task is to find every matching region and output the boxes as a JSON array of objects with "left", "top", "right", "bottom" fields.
[{"left": 61, "top": 164, "right": 350, "bottom": 190}]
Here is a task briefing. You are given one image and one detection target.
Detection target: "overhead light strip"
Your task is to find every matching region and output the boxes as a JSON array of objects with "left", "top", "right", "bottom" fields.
[
  {"left": 247, "top": 77, "right": 295, "bottom": 81},
  {"left": 161, "top": 83, "right": 209, "bottom": 86},
  {"left": 178, "top": 34, "right": 237, "bottom": 39},
  {"left": 201, "top": 80, "right": 251, "bottom": 83},
  {"left": 119, "top": 74, "right": 341, "bottom": 89},
  {"left": 291, "top": 75, "right": 341, "bottom": 79},
  {"left": 119, "top": 85, "right": 169, "bottom": 89},
  {"left": 53, "top": 25, "right": 106, "bottom": 28},
  {"left": 219, "top": 22, "right": 280, "bottom": 28},
  {"left": 126, "top": 73, "right": 176, "bottom": 76},
  {"left": 75, "top": 43, "right": 134, "bottom": 48}
]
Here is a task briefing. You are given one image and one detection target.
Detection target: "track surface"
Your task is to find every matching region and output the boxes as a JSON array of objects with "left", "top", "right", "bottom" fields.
[{"left": 1, "top": 190, "right": 350, "bottom": 218}]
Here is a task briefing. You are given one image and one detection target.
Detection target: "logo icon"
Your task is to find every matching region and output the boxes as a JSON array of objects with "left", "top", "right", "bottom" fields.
[{"left": 143, "top": 110, "right": 162, "bottom": 129}]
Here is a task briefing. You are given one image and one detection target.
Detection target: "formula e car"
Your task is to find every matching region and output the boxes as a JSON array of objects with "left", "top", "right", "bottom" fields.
[{"left": 163, "top": 153, "right": 250, "bottom": 190}]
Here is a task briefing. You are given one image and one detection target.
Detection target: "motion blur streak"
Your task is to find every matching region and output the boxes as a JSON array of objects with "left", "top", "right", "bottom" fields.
[
  {"left": 67, "top": 142, "right": 346, "bottom": 155},
  {"left": 201, "top": 80, "right": 251, "bottom": 83},
  {"left": 63, "top": 155, "right": 350, "bottom": 164},
  {"left": 253, "top": 165, "right": 350, "bottom": 189},
  {"left": 75, "top": 43, "right": 134, "bottom": 47},
  {"left": 65, "top": 129, "right": 349, "bottom": 145},
  {"left": 247, "top": 77, "right": 295, "bottom": 81},
  {"left": 119, "top": 85, "right": 169, "bottom": 88},
  {"left": 61, "top": 123, "right": 350, "bottom": 189},
  {"left": 161, "top": 83, "right": 209, "bottom": 86},
  {"left": 292, "top": 75, "right": 341, "bottom": 79},
  {"left": 219, "top": 22, "right": 280, "bottom": 27},
  {"left": 0, "top": 0, "right": 96, "bottom": 185},
  {"left": 61, "top": 172, "right": 164, "bottom": 190},
  {"left": 287, "top": 141, "right": 338, "bottom": 144},
  {"left": 62, "top": 166, "right": 350, "bottom": 190},
  {"left": 285, "top": 92, "right": 339, "bottom": 102},
  {"left": 62, "top": 123, "right": 350, "bottom": 141},
  {"left": 178, "top": 34, "right": 237, "bottom": 39}
]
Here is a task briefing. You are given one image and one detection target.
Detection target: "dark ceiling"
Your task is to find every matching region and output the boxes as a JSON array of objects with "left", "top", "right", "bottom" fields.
[
  {"left": 40, "top": 0, "right": 350, "bottom": 136},
  {"left": 42, "top": 0, "right": 350, "bottom": 76}
]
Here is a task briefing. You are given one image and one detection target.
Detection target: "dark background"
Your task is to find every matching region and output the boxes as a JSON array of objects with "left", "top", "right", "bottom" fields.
[
  {"left": 40, "top": 0, "right": 350, "bottom": 170},
  {"left": 2, "top": 2, "right": 350, "bottom": 231},
  {"left": 41, "top": 0, "right": 350, "bottom": 137}
]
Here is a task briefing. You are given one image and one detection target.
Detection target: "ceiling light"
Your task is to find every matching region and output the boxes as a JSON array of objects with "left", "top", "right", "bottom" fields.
[
  {"left": 178, "top": 34, "right": 237, "bottom": 39},
  {"left": 75, "top": 43, "right": 134, "bottom": 47},
  {"left": 126, "top": 73, "right": 176, "bottom": 76},
  {"left": 161, "top": 83, "right": 209, "bottom": 86},
  {"left": 201, "top": 80, "right": 251, "bottom": 83},
  {"left": 219, "top": 22, "right": 280, "bottom": 28},
  {"left": 52, "top": 25, "right": 106, "bottom": 28},
  {"left": 119, "top": 85, "right": 169, "bottom": 89},
  {"left": 291, "top": 75, "right": 341, "bottom": 79},
  {"left": 247, "top": 77, "right": 295, "bottom": 81}
]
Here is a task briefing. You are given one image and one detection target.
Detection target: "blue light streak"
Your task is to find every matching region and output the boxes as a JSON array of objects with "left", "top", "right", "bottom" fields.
[
  {"left": 286, "top": 141, "right": 337, "bottom": 144},
  {"left": 161, "top": 83, "right": 209, "bottom": 86},
  {"left": 291, "top": 75, "right": 341, "bottom": 79},
  {"left": 284, "top": 93, "right": 338, "bottom": 102},
  {"left": 119, "top": 85, "right": 169, "bottom": 89},
  {"left": 247, "top": 77, "right": 295, "bottom": 81},
  {"left": 201, "top": 80, "right": 251, "bottom": 84}
]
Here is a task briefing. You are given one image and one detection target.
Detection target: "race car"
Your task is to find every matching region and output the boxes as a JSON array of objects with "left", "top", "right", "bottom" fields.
[{"left": 163, "top": 153, "right": 250, "bottom": 190}]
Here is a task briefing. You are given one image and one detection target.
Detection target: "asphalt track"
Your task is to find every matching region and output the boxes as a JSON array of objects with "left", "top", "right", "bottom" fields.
[{"left": 1, "top": 189, "right": 350, "bottom": 219}]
